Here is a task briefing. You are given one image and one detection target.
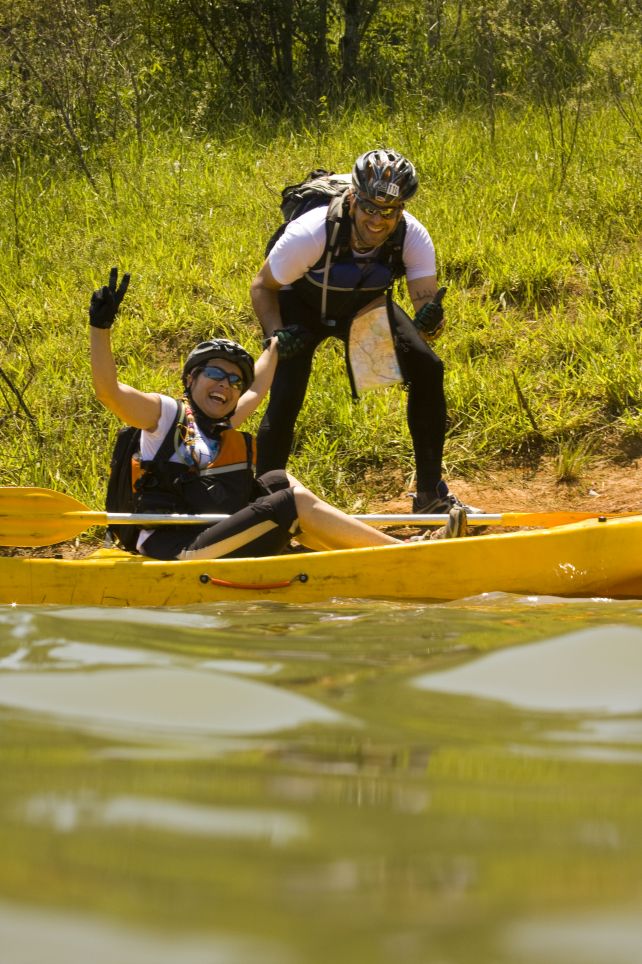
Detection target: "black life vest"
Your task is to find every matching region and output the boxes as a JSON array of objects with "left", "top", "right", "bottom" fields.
[
  {"left": 290, "top": 192, "right": 407, "bottom": 324},
  {"left": 136, "top": 415, "right": 256, "bottom": 522}
]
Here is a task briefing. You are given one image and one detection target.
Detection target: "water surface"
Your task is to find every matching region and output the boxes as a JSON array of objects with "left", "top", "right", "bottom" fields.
[{"left": 1, "top": 593, "right": 641, "bottom": 963}]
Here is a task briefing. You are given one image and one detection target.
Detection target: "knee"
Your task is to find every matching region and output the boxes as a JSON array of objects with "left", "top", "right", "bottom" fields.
[
  {"left": 256, "top": 469, "right": 291, "bottom": 495},
  {"left": 290, "top": 483, "right": 316, "bottom": 516}
]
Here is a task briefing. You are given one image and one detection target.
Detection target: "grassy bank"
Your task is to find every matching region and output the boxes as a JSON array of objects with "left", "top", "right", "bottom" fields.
[{"left": 1, "top": 102, "right": 641, "bottom": 514}]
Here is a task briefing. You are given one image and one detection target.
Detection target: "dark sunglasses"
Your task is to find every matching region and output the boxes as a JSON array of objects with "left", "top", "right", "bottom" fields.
[
  {"left": 355, "top": 195, "right": 403, "bottom": 219},
  {"left": 201, "top": 365, "right": 244, "bottom": 388}
]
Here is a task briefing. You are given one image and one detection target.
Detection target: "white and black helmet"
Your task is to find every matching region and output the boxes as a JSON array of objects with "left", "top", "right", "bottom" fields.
[
  {"left": 182, "top": 338, "right": 255, "bottom": 389},
  {"left": 352, "top": 149, "right": 419, "bottom": 203}
]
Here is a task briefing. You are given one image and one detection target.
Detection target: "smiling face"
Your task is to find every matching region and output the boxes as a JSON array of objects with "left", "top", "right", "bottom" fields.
[
  {"left": 348, "top": 191, "right": 404, "bottom": 250},
  {"left": 187, "top": 357, "right": 244, "bottom": 419}
]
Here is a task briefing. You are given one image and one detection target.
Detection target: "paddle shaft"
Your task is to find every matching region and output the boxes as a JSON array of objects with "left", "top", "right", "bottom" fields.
[
  {"left": 76, "top": 510, "right": 626, "bottom": 531},
  {"left": 84, "top": 511, "right": 499, "bottom": 525},
  {"left": 0, "top": 486, "right": 629, "bottom": 547}
]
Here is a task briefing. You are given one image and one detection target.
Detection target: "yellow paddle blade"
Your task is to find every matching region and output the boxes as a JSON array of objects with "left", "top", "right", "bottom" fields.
[{"left": 0, "top": 487, "right": 105, "bottom": 547}]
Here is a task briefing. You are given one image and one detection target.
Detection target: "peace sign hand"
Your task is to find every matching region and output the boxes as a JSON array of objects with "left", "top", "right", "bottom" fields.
[{"left": 89, "top": 267, "right": 131, "bottom": 329}]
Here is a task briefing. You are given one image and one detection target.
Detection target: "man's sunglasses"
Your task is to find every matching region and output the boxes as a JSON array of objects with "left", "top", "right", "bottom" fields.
[
  {"left": 201, "top": 365, "right": 245, "bottom": 388},
  {"left": 355, "top": 195, "right": 403, "bottom": 220}
]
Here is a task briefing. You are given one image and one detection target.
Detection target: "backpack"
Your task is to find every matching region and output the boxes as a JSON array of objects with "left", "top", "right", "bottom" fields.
[
  {"left": 105, "top": 401, "right": 185, "bottom": 552},
  {"left": 264, "top": 169, "right": 352, "bottom": 256},
  {"left": 264, "top": 168, "right": 406, "bottom": 323}
]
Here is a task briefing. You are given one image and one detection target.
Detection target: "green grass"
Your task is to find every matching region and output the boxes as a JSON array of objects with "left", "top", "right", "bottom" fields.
[{"left": 1, "top": 102, "right": 641, "bottom": 514}]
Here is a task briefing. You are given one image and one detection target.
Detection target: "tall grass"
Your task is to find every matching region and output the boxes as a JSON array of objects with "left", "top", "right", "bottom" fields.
[{"left": 1, "top": 102, "right": 641, "bottom": 512}]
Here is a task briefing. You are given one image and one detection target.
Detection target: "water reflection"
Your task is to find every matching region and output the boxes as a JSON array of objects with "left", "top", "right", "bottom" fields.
[
  {"left": 0, "top": 900, "right": 289, "bottom": 964},
  {"left": 24, "top": 792, "right": 307, "bottom": 844},
  {"left": 501, "top": 907, "right": 642, "bottom": 963},
  {"left": 413, "top": 624, "right": 642, "bottom": 713},
  {"left": 0, "top": 667, "right": 349, "bottom": 736},
  {"left": 0, "top": 595, "right": 641, "bottom": 964}
]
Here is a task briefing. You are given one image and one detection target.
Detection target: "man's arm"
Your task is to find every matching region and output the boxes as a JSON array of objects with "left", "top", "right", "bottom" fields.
[
  {"left": 250, "top": 258, "right": 315, "bottom": 360},
  {"left": 250, "top": 260, "right": 284, "bottom": 337},
  {"left": 407, "top": 275, "right": 439, "bottom": 313},
  {"left": 407, "top": 275, "right": 446, "bottom": 340}
]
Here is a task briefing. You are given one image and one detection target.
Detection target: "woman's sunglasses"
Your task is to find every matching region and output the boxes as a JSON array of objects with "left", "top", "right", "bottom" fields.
[
  {"left": 355, "top": 195, "right": 403, "bottom": 220},
  {"left": 201, "top": 365, "right": 245, "bottom": 388}
]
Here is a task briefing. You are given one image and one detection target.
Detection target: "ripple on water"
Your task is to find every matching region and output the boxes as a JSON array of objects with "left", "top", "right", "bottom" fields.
[
  {"left": 0, "top": 667, "right": 352, "bottom": 737},
  {"left": 500, "top": 907, "right": 642, "bottom": 964},
  {"left": 22, "top": 791, "right": 307, "bottom": 844},
  {"left": 412, "top": 624, "right": 642, "bottom": 714},
  {"left": 0, "top": 900, "right": 290, "bottom": 964}
]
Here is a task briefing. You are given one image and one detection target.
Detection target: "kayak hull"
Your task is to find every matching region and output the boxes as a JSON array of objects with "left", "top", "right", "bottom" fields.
[{"left": 2, "top": 515, "right": 642, "bottom": 607}]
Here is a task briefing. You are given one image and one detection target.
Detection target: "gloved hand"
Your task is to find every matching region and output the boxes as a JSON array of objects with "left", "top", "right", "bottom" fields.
[
  {"left": 263, "top": 324, "right": 313, "bottom": 360},
  {"left": 413, "top": 286, "right": 446, "bottom": 337},
  {"left": 89, "top": 267, "right": 131, "bottom": 329}
]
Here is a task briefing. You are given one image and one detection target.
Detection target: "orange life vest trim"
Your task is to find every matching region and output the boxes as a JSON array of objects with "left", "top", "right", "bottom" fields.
[{"left": 199, "top": 428, "right": 257, "bottom": 475}]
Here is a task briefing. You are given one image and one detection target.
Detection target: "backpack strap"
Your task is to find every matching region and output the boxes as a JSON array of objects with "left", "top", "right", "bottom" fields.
[
  {"left": 156, "top": 399, "right": 185, "bottom": 462},
  {"left": 242, "top": 431, "right": 256, "bottom": 472},
  {"left": 326, "top": 191, "right": 352, "bottom": 247},
  {"left": 138, "top": 399, "right": 186, "bottom": 478},
  {"left": 382, "top": 217, "right": 407, "bottom": 279},
  {"left": 320, "top": 191, "right": 352, "bottom": 324}
]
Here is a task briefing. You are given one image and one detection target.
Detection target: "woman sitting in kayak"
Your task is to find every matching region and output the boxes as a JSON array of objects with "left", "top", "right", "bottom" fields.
[{"left": 89, "top": 267, "right": 407, "bottom": 561}]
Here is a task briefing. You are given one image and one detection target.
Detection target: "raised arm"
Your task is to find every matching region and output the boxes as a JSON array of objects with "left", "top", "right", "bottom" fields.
[
  {"left": 230, "top": 336, "right": 278, "bottom": 427},
  {"left": 89, "top": 268, "right": 161, "bottom": 431}
]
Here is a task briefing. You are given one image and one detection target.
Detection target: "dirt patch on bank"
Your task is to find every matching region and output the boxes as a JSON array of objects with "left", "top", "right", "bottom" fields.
[{"left": 371, "top": 456, "right": 642, "bottom": 517}]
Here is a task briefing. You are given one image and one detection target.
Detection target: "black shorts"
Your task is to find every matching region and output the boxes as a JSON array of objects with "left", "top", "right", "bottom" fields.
[{"left": 140, "top": 471, "right": 299, "bottom": 561}]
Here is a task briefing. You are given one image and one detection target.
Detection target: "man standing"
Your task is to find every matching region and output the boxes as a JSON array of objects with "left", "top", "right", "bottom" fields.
[{"left": 250, "top": 148, "right": 479, "bottom": 515}]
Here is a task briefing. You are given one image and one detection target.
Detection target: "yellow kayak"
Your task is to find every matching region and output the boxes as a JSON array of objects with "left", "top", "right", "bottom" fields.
[{"left": 2, "top": 514, "right": 642, "bottom": 606}]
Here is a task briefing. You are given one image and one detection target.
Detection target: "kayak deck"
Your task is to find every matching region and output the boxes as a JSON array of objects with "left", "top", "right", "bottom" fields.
[{"left": 2, "top": 515, "right": 642, "bottom": 606}]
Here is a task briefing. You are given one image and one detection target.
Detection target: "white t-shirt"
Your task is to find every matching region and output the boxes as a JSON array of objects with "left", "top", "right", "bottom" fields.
[
  {"left": 139, "top": 395, "right": 220, "bottom": 465},
  {"left": 268, "top": 207, "right": 436, "bottom": 286}
]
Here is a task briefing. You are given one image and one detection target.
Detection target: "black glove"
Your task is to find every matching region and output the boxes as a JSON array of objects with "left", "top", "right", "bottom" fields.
[
  {"left": 413, "top": 286, "right": 446, "bottom": 336},
  {"left": 89, "top": 267, "right": 131, "bottom": 329},
  {"left": 263, "top": 324, "right": 313, "bottom": 360}
]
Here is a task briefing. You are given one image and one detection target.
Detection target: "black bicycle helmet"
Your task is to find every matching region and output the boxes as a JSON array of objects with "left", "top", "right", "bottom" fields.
[
  {"left": 182, "top": 338, "right": 255, "bottom": 389},
  {"left": 352, "top": 149, "right": 419, "bottom": 203}
]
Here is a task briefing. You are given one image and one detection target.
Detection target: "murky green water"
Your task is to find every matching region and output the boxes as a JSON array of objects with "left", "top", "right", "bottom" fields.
[{"left": 1, "top": 594, "right": 641, "bottom": 963}]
